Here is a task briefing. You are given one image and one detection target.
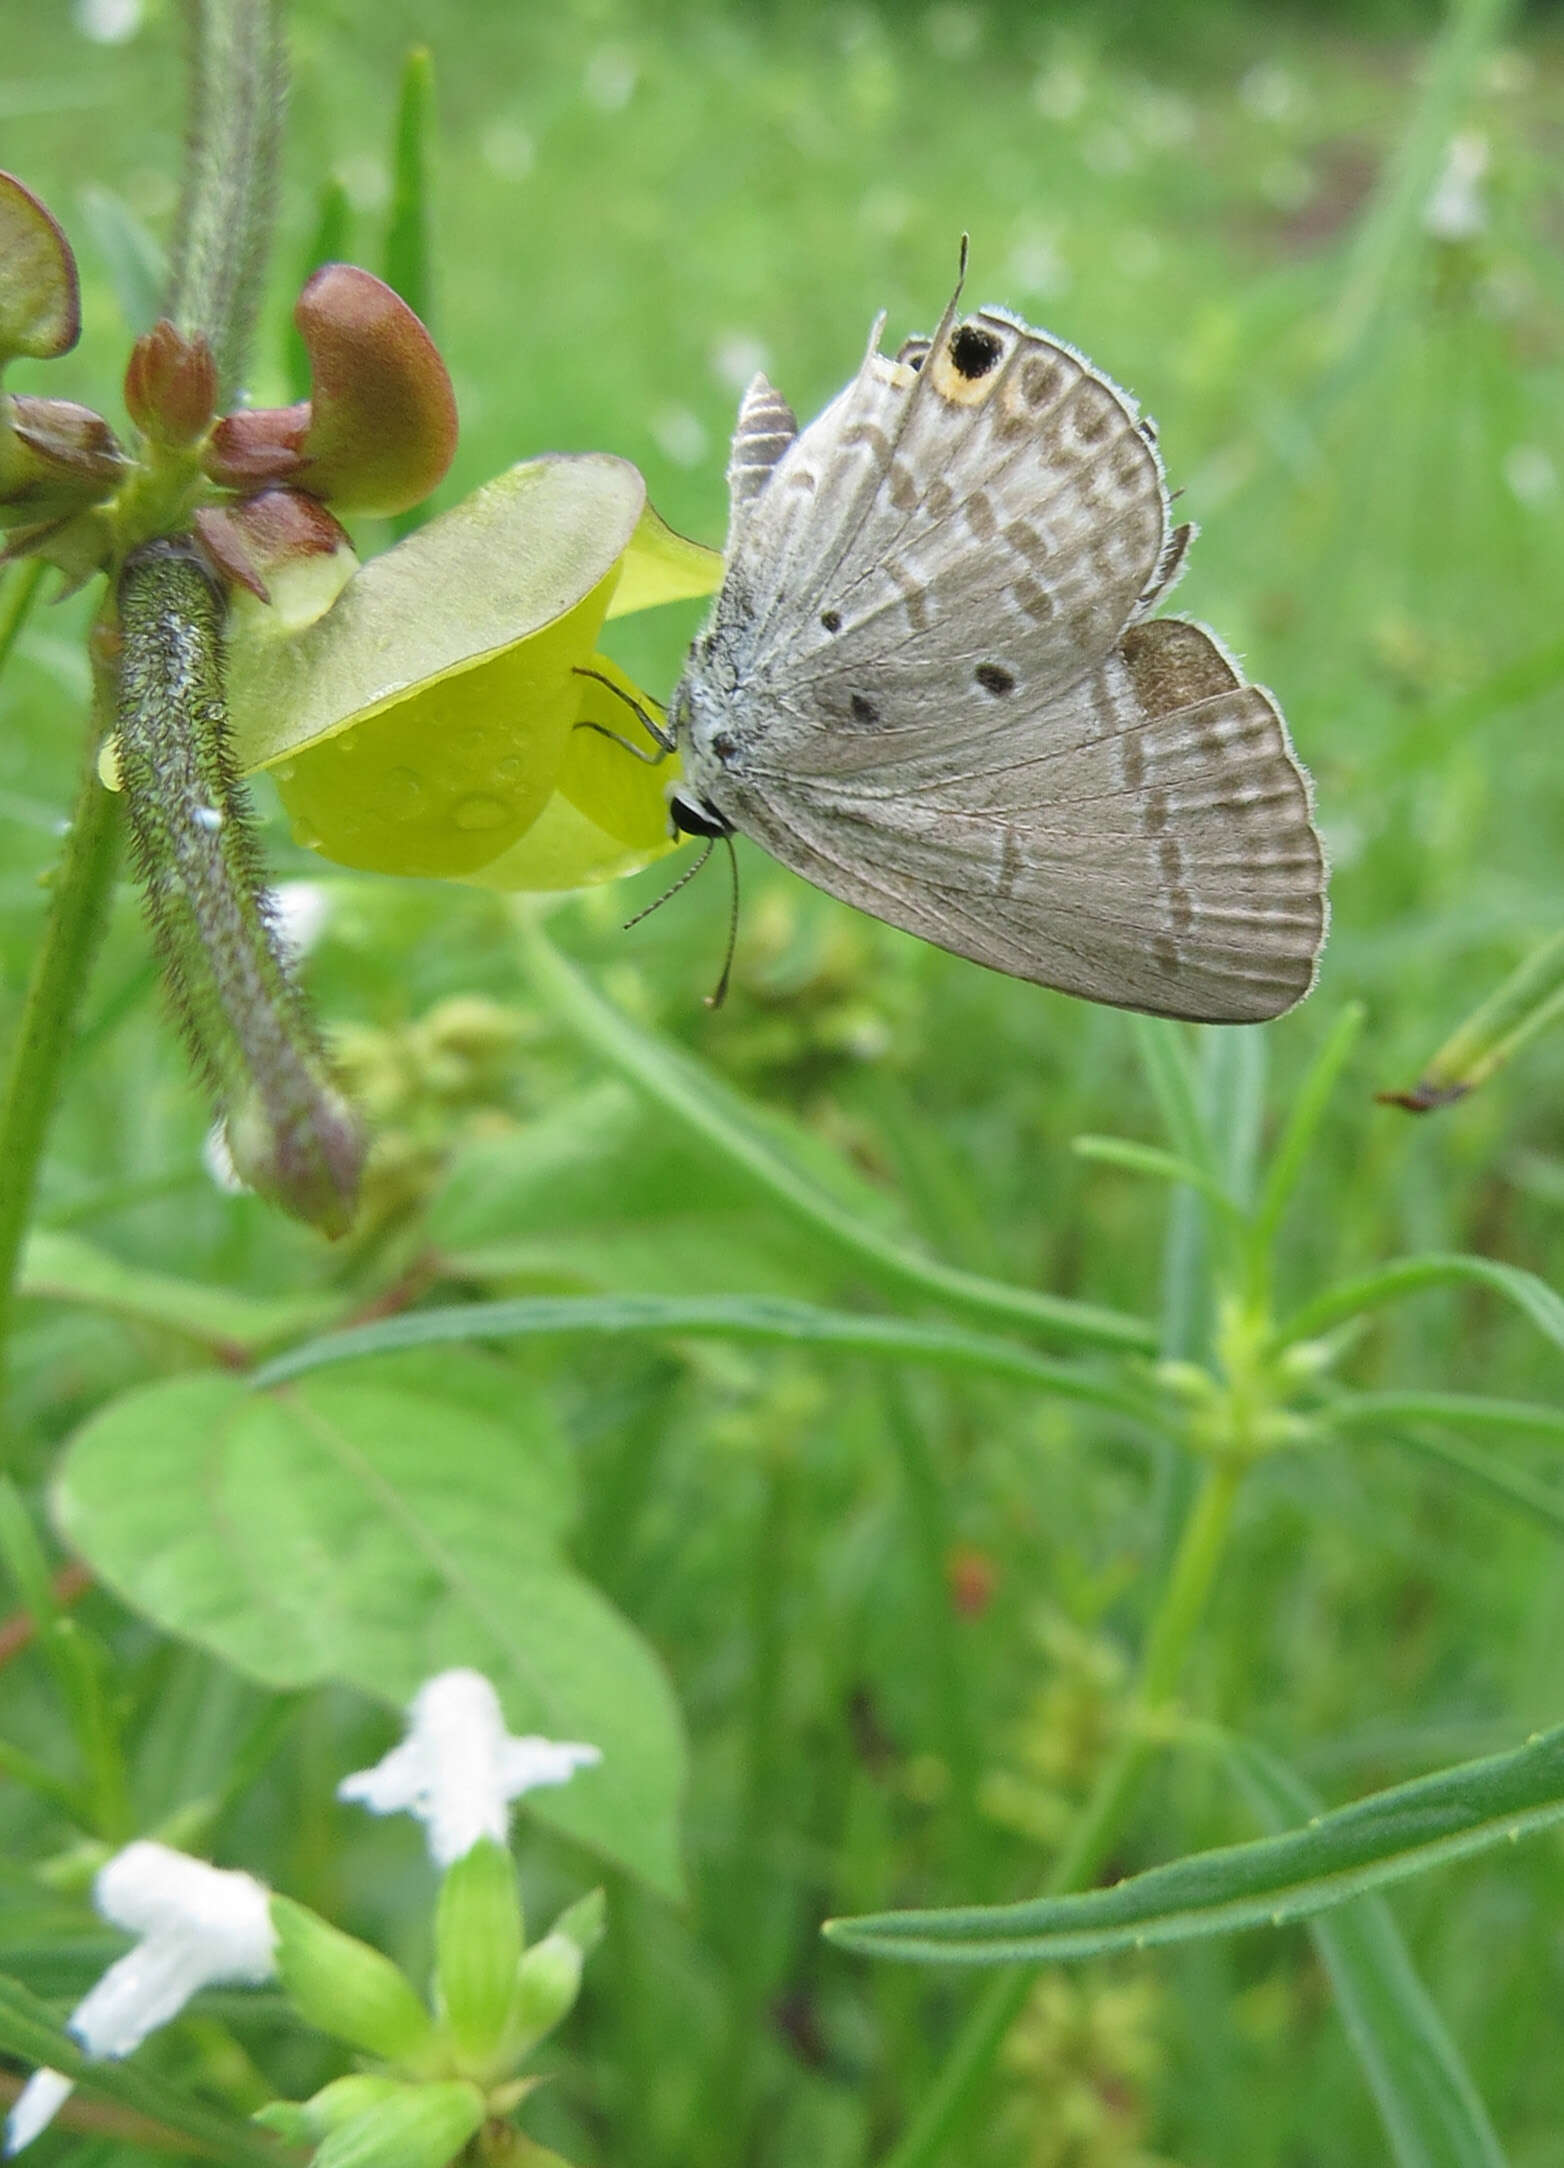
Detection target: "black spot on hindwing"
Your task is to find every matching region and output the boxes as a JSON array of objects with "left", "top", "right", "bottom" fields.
[{"left": 950, "top": 322, "right": 1003, "bottom": 380}]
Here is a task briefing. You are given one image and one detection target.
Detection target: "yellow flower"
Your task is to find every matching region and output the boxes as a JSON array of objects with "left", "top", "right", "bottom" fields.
[{"left": 224, "top": 453, "right": 721, "bottom": 890}]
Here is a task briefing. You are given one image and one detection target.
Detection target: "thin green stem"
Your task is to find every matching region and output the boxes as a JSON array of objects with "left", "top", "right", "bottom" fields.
[
  {"left": 0, "top": 560, "right": 47, "bottom": 679},
  {"left": 0, "top": 699, "right": 121, "bottom": 1452},
  {"left": 880, "top": 1457, "right": 1244, "bottom": 2168}
]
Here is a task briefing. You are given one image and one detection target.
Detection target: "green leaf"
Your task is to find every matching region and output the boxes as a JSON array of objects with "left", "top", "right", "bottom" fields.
[
  {"left": 1276, "top": 1254, "right": 1564, "bottom": 1362},
  {"left": 823, "top": 1720, "right": 1564, "bottom": 1963},
  {"left": 520, "top": 923, "right": 1158, "bottom": 1356},
  {"left": 53, "top": 1372, "right": 686, "bottom": 1897},
  {"left": 1228, "top": 1739, "right": 1506, "bottom": 2168},
  {"left": 1379, "top": 932, "right": 1564, "bottom": 1112},
  {"left": 77, "top": 183, "right": 166, "bottom": 339},
  {"left": 0, "top": 1969, "right": 282, "bottom": 2165},
  {"left": 249, "top": 1292, "right": 1163, "bottom": 1433},
  {"left": 20, "top": 1228, "right": 342, "bottom": 1355}
]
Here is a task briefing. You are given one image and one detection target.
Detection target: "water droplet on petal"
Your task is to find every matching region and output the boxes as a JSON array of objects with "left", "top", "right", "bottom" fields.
[
  {"left": 494, "top": 756, "right": 522, "bottom": 783},
  {"left": 452, "top": 793, "right": 510, "bottom": 832}
]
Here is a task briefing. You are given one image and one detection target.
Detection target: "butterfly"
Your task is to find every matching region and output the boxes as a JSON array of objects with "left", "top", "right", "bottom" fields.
[{"left": 660, "top": 261, "right": 1327, "bottom": 1023}]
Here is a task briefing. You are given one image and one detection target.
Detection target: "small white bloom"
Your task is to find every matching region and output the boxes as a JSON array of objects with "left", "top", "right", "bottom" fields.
[
  {"left": 5, "top": 1843, "right": 275, "bottom": 2155},
  {"left": 268, "top": 879, "right": 332, "bottom": 961},
  {"left": 202, "top": 1120, "right": 250, "bottom": 1196},
  {"left": 1424, "top": 130, "right": 1489, "bottom": 243},
  {"left": 337, "top": 1669, "right": 602, "bottom": 1868}
]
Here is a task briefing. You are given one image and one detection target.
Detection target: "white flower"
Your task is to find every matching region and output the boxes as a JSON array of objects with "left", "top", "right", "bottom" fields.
[
  {"left": 1424, "top": 130, "right": 1489, "bottom": 242},
  {"left": 337, "top": 1669, "right": 602, "bottom": 1868},
  {"left": 5, "top": 1843, "right": 275, "bottom": 2154}
]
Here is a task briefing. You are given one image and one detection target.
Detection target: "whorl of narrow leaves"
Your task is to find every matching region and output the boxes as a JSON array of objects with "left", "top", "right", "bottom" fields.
[{"left": 115, "top": 539, "right": 363, "bottom": 1234}]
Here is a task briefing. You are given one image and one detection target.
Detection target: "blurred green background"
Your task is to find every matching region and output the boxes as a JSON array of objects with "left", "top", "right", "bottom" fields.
[{"left": 3, "top": 1, "right": 1564, "bottom": 2163}]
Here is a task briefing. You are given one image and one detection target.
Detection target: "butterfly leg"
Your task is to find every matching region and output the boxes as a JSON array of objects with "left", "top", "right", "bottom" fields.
[{"left": 571, "top": 666, "right": 676, "bottom": 761}]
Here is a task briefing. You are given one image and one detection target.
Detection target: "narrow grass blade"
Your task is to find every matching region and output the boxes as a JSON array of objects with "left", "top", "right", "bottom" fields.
[
  {"left": 1379, "top": 934, "right": 1564, "bottom": 1112},
  {"left": 247, "top": 1292, "right": 1165, "bottom": 1431},
  {"left": 1228, "top": 1739, "right": 1507, "bottom": 2168},
  {"left": 0, "top": 1971, "right": 284, "bottom": 2164},
  {"left": 1130, "top": 1016, "right": 1213, "bottom": 1176},
  {"left": 1379, "top": 1428, "right": 1564, "bottom": 1541},
  {"left": 385, "top": 46, "right": 434, "bottom": 326},
  {"left": 1276, "top": 1255, "right": 1564, "bottom": 1361},
  {"left": 1252, "top": 1004, "right": 1366, "bottom": 1253},
  {"left": 1071, "top": 1137, "right": 1240, "bottom": 1224},
  {"left": 285, "top": 174, "right": 350, "bottom": 401},
  {"left": 520, "top": 923, "right": 1158, "bottom": 1355},
  {"left": 823, "top": 1721, "right": 1564, "bottom": 1962},
  {"left": 77, "top": 184, "right": 166, "bottom": 338},
  {"left": 21, "top": 1229, "right": 342, "bottom": 1356}
]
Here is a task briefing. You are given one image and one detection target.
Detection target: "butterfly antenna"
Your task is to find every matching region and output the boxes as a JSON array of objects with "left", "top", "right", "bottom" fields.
[
  {"left": 623, "top": 837, "right": 714, "bottom": 931},
  {"left": 705, "top": 835, "right": 741, "bottom": 1011}
]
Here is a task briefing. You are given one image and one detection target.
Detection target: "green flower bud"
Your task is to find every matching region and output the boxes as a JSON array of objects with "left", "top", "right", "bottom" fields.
[
  {"left": 0, "top": 172, "right": 79, "bottom": 367},
  {"left": 310, "top": 2080, "right": 486, "bottom": 2168},
  {"left": 286, "top": 2076, "right": 409, "bottom": 2138},
  {"left": 270, "top": 1894, "right": 435, "bottom": 2064},
  {"left": 435, "top": 1836, "right": 523, "bottom": 2076},
  {"left": 505, "top": 1932, "right": 584, "bottom": 2058}
]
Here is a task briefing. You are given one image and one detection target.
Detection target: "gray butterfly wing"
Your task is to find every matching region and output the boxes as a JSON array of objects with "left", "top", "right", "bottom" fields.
[
  {"left": 686, "top": 300, "right": 1326, "bottom": 1023},
  {"left": 718, "top": 616, "right": 1325, "bottom": 1021}
]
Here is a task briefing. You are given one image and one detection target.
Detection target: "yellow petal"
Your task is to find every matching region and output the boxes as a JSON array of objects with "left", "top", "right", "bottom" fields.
[{"left": 605, "top": 501, "right": 723, "bottom": 620}]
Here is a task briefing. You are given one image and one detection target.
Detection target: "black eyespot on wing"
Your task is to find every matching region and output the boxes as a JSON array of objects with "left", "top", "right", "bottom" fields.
[
  {"left": 950, "top": 323, "right": 1003, "bottom": 380},
  {"left": 849, "top": 693, "right": 880, "bottom": 725},
  {"left": 820, "top": 609, "right": 842, "bottom": 633},
  {"left": 975, "top": 662, "right": 1015, "bottom": 696}
]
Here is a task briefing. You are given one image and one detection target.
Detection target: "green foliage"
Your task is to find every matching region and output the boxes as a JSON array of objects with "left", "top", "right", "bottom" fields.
[{"left": 2, "top": 3, "right": 1563, "bottom": 2166}]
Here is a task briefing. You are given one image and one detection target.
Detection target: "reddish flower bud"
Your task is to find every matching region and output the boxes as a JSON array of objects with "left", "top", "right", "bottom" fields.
[
  {"left": 194, "top": 488, "right": 353, "bottom": 603},
  {"left": 124, "top": 320, "right": 218, "bottom": 449},
  {"left": 204, "top": 402, "right": 311, "bottom": 491},
  {"left": 204, "top": 267, "right": 457, "bottom": 519},
  {"left": 291, "top": 264, "right": 457, "bottom": 516},
  {"left": 0, "top": 171, "right": 79, "bottom": 366},
  {"left": 1, "top": 396, "right": 125, "bottom": 517}
]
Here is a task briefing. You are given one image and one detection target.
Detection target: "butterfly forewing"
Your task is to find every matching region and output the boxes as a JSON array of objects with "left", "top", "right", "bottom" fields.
[{"left": 677, "top": 289, "right": 1328, "bottom": 1024}]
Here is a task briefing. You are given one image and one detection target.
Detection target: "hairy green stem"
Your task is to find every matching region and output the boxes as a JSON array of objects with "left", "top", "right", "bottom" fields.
[
  {"left": 166, "top": 0, "right": 284, "bottom": 398},
  {"left": 880, "top": 1458, "right": 1243, "bottom": 2168},
  {"left": 116, "top": 539, "right": 361, "bottom": 1232},
  {"left": 0, "top": 698, "right": 121, "bottom": 1454}
]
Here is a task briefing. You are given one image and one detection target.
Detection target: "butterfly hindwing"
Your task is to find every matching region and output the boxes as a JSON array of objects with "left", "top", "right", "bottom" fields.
[{"left": 677, "top": 289, "right": 1328, "bottom": 1023}]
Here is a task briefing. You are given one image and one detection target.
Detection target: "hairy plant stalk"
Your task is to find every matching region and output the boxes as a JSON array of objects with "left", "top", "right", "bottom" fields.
[
  {"left": 115, "top": 540, "right": 361, "bottom": 1233},
  {"left": 165, "top": 0, "right": 285, "bottom": 399}
]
